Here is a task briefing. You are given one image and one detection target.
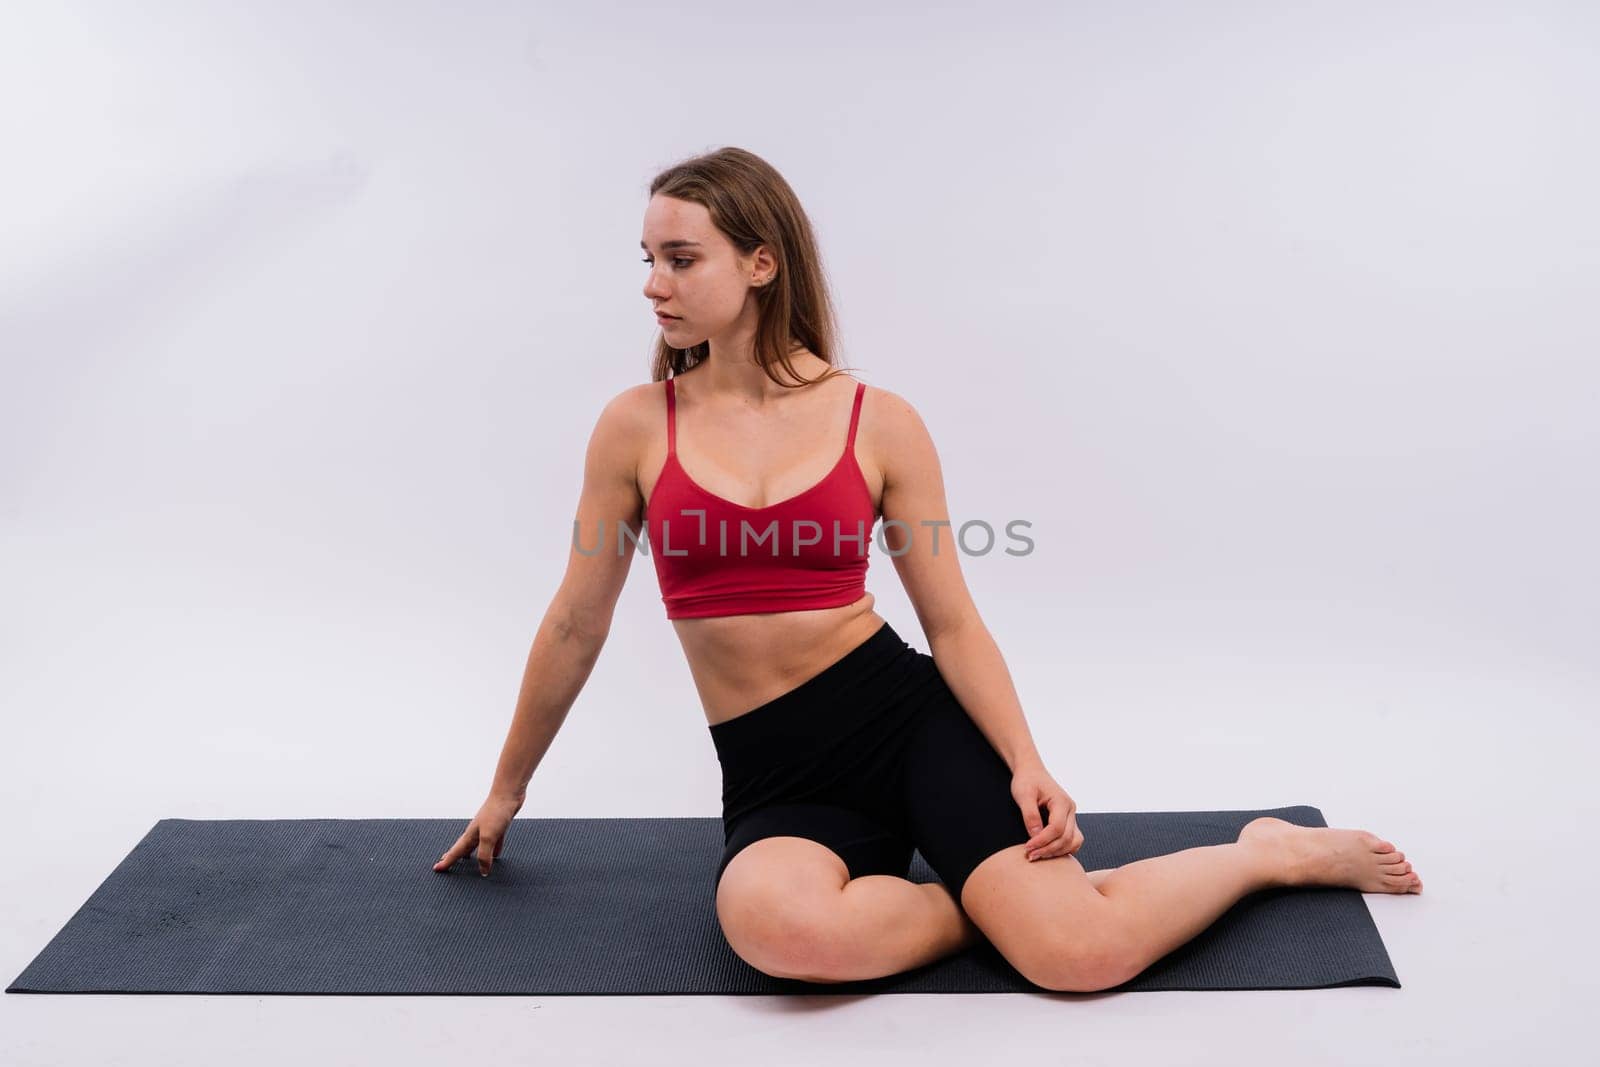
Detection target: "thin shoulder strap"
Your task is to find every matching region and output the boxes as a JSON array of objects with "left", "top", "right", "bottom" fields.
[
  {"left": 845, "top": 381, "right": 865, "bottom": 449},
  {"left": 664, "top": 377, "right": 677, "bottom": 457}
]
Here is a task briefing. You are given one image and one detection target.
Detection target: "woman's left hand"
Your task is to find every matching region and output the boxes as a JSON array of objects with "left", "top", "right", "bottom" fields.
[{"left": 1011, "top": 762, "right": 1084, "bottom": 862}]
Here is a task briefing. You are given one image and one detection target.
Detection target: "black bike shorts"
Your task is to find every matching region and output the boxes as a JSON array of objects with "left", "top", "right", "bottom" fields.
[{"left": 709, "top": 619, "right": 1032, "bottom": 902}]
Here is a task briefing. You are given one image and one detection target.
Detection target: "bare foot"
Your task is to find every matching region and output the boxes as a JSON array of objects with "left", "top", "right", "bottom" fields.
[{"left": 1239, "top": 816, "right": 1423, "bottom": 894}]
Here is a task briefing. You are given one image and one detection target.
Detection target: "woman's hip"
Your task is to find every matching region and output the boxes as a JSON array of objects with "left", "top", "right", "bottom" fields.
[{"left": 709, "top": 619, "right": 945, "bottom": 819}]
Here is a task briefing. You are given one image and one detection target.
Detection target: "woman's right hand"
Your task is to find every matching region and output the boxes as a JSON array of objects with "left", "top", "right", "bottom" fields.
[{"left": 433, "top": 791, "right": 526, "bottom": 877}]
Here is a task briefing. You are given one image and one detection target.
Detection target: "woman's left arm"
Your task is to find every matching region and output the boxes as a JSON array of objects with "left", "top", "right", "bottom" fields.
[
  {"left": 871, "top": 389, "right": 1082, "bottom": 861},
  {"left": 924, "top": 621, "right": 1041, "bottom": 772}
]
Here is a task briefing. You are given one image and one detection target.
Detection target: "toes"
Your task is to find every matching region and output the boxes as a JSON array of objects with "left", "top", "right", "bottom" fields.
[
  {"left": 1373, "top": 839, "right": 1396, "bottom": 854},
  {"left": 1377, "top": 850, "right": 1406, "bottom": 864}
]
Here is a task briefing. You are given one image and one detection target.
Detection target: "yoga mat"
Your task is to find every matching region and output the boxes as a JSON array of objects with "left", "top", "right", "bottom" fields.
[{"left": 7, "top": 804, "right": 1399, "bottom": 995}]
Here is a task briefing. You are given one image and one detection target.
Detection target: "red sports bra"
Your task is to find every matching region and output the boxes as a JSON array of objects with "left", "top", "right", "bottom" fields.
[{"left": 645, "top": 376, "right": 876, "bottom": 619}]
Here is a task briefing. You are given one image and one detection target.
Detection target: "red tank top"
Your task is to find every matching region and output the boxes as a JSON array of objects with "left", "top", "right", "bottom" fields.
[{"left": 646, "top": 377, "right": 876, "bottom": 619}]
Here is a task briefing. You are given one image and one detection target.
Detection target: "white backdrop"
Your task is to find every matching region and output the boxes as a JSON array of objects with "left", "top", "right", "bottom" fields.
[{"left": 3, "top": 2, "right": 1595, "bottom": 1064}]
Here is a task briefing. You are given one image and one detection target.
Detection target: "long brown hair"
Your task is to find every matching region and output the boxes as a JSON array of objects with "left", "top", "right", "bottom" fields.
[{"left": 645, "top": 147, "right": 856, "bottom": 389}]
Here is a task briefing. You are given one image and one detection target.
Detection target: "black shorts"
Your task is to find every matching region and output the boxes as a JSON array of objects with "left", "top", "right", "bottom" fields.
[{"left": 710, "top": 619, "right": 1032, "bottom": 902}]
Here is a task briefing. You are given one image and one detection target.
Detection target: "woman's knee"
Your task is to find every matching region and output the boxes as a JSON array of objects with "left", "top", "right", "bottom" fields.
[
  {"left": 961, "top": 849, "right": 1133, "bottom": 992},
  {"left": 1007, "top": 928, "right": 1130, "bottom": 992},
  {"left": 715, "top": 838, "right": 852, "bottom": 979}
]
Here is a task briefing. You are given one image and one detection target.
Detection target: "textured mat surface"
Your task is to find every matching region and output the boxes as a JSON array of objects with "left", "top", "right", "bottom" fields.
[{"left": 8, "top": 804, "right": 1398, "bottom": 994}]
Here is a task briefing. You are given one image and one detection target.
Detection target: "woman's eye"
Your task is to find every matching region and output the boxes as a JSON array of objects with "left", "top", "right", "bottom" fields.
[{"left": 641, "top": 257, "right": 692, "bottom": 268}]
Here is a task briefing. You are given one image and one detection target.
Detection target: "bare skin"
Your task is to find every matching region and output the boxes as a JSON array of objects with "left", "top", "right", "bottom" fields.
[
  {"left": 738, "top": 816, "right": 1421, "bottom": 988},
  {"left": 1246, "top": 817, "right": 1422, "bottom": 893}
]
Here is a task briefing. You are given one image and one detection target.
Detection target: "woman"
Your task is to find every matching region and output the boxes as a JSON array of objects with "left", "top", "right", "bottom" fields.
[{"left": 433, "top": 147, "right": 1422, "bottom": 991}]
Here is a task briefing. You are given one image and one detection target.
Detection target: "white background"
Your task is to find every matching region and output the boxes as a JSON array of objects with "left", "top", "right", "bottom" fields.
[{"left": 3, "top": 1, "right": 1595, "bottom": 1063}]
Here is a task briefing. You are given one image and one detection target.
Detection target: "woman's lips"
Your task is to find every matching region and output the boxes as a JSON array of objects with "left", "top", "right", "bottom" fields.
[{"left": 656, "top": 313, "right": 679, "bottom": 323}]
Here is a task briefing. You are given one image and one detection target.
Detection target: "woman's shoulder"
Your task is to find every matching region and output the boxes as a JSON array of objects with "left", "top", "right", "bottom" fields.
[
  {"left": 847, "top": 377, "right": 913, "bottom": 419},
  {"left": 588, "top": 382, "right": 666, "bottom": 453},
  {"left": 851, "top": 380, "right": 932, "bottom": 456}
]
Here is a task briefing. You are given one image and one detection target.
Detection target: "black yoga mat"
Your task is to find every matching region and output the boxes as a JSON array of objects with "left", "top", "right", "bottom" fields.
[{"left": 8, "top": 804, "right": 1398, "bottom": 995}]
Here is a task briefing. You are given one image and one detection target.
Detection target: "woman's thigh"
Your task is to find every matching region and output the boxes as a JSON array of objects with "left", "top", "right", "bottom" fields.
[
  {"left": 896, "top": 670, "right": 1035, "bottom": 906},
  {"left": 715, "top": 801, "right": 915, "bottom": 973},
  {"left": 717, "top": 801, "right": 913, "bottom": 894}
]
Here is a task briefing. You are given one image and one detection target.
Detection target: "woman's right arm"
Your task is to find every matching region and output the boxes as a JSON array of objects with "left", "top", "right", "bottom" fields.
[
  {"left": 490, "top": 388, "right": 646, "bottom": 798},
  {"left": 435, "top": 388, "right": 647, "bottom": 875}
]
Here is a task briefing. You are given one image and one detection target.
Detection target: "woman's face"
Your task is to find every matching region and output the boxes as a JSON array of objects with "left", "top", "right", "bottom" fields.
[{"left": 640, "top": 194, "right": 768, "bottom": 346}]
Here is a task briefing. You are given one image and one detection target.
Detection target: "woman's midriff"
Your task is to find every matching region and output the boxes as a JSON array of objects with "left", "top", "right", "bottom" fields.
[{"left": 674, "top": 593, "right": 885, "bottom": 726}]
